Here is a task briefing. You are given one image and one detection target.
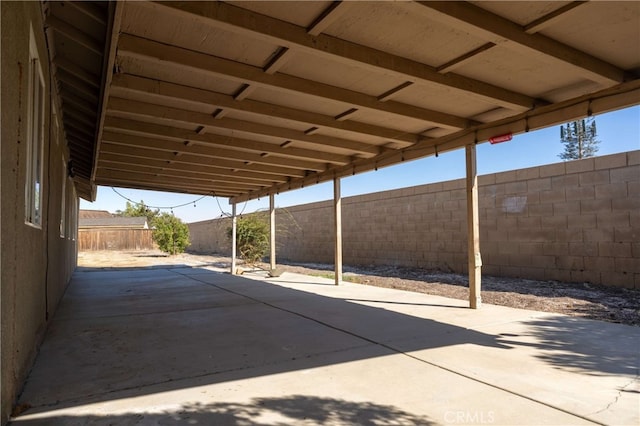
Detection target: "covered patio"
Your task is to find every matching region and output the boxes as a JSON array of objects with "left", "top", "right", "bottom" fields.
[
  {"left": 3, "top": 1, "right": 639, "bottom": 423},
  {"left": 45, "top": 0, "right": 640, "bottom": 306},
  {"left": 12, "top": 259, "right": 639, "bottom": 424}
]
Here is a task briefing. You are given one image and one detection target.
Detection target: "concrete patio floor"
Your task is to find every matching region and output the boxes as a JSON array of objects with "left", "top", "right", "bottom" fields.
[{"left": 11, "top": 262, "right": 640, "bottom": 425}]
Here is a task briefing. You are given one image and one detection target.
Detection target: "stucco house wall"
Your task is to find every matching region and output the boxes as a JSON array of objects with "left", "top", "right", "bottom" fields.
[{"left": 1, "top": 2, "right": 79, "bottom": 422}]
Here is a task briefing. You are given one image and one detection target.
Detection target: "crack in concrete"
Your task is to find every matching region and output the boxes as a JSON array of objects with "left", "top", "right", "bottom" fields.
[{"left": 588, "top": 376, "right": 639, "bottom": 416}]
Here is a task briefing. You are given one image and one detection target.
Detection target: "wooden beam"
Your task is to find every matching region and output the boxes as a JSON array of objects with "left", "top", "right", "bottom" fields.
[
  {"left": 98, "top": 161, "right": 272, "bottom": 187},
  {"left": 230, "top": 80, "right": 640, "bottom": 204},
  {"left": 111, "top": 74, "right": 414, "bottom": 148},
  {"left": 465, "top": 143, "right": 481, "bottom": 309},
  {"left": 263, "top": 47, "right": 293, "bottom": 74},
  {"left": 524, "top": 2, "right": 588, "bottom": 34},
  {"left": 97, "top": 168, "right": 264, "bottom": 192},
  {"left": 417, "top": 1, "right": 625, "bottom": 84},
  {"left": 101, "top": 125, "right": 328, "bottom": 171},
  {"left": 65, "top": 1, "right": 107, "bottom": 25},
  {"left": 100, "top": 142, "right": 309, "bottom": 178},
  {"left": 152, "top": 1, "right": 540, "bottom": 110},
  {"left": 106, "top": 98, "right": 358, "bottom": 163},
  {"left": 437, "top": 42, "right": 496, "bottom": 74},
  {"left": 118, "top": 33, "right": 478, "bottom": 129},
  {"left": 92, "top": 0, "right": 123, "bottom": 201},
  {"left": 53, "top": 56, "right": 100, "bottom": 87},
  {"left": 233, "top": 84, "right": 255, "bottom": 101},
  {"left": 65, "top": 118, "right": 95, "bottom": 139},
  {"left": 45, "top": 14, "right": 103, "bottom": 55},
  {"left": 307, "top": 1, "right": 352, "bottom": 36},
  {"left": 63, "top": 109, "right": 96, "bottom": 131},
  {"left": 270, "top": 193, "right": 276, "bottom": 270},
  {"left": 377, "top": 82, "right": 414, "bottom": 102},
  {"left": 96, "top": 177, "right": 236, "bottom": 198},
  {"left": 60, "top": 90, "right": 98, "bottom": 116},
  {"left": 334, "top": 108, "right": 359, "bottom": 121},
  {"left": 231, "top": 203, "right": 237, "bottom": 274},
  {"left": 56, "top": 69, "right": 100, "bottom": 101},
  {"left": 98, "top": 153, "right": 284, "bottom": 183},
  {"left": 334, "top": 177, "right": 342, "bottom": 285}
]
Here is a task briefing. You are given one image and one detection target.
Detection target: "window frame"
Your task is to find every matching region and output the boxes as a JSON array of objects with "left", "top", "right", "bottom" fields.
[{"left": 25, "top": 25, "right": 45, "bottom": 228}]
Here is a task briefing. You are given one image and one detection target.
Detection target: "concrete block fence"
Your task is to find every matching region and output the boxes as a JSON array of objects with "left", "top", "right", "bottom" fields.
[{"left": 189, "top": 151, "right": 639, "bottom": 289}]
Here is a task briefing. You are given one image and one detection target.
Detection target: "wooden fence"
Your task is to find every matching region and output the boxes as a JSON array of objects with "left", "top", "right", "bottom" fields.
[{"left": 79, "top": 229, "right": 156, "bottom": 251}]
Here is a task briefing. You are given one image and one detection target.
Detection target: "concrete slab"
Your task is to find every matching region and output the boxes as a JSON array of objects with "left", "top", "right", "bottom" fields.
[{"left": 11, "top": 266, "right": 640, "bottom": 425}]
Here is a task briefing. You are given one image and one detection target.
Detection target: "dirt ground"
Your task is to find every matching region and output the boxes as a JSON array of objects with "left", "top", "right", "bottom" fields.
[{"left": 78, "top": 250, "right": 640, "bottom": 327}]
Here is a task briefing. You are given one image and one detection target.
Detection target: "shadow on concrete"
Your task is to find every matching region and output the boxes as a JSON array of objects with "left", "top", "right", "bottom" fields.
[
  {"left": 498, "top": 316, "right": 640, "bottom": 376},
  {"left": 11, "top": 395, "right": 433, "bottom": 425},
  {"left": 14, "top": 264, "right": 509, "bottom": 420},
  {"left": 276, "top": 260, "right": 640, "bottom": 326},
  {"left": 344, "top": 298, "right": 467, "bottom": 309}
]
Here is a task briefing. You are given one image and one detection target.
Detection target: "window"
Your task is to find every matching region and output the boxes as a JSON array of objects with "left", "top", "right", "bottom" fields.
[
  {"left": 65, "top": 179, "right": 72, "bottom": 239},
  {"left": 25, "top": 25, "right": 45, "bottom": 227},
  {"left": 60, "top": 160, "right": 66, "bottom": 237},
  {"left": 72, "top": 187, "right": 78, "bottom": 241}
]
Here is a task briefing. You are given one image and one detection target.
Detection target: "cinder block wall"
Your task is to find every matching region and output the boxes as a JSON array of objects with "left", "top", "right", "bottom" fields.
[
  {"left": 189, "top": 216, "right": 233, "bottom": 254},
  {"left": 188, "top": 151, "right": 639, "bottom": 288}
]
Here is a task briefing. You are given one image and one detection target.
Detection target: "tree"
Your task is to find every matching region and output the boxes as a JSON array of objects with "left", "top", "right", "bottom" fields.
[
  {"left": 227, "top": 213, "right": 270, "bottom": 266},
  {"left": 116, "top": 200, "right": 160, "bottom": 226},
  {"left": 152, "top": 213, "right": 190, "bottom": 255},
  {"left": 559, "top": 117, "right": 600, "bottom": 160}
]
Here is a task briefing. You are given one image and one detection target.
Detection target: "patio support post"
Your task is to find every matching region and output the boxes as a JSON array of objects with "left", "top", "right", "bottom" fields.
[
  {"left": 269, "top": 193, "right": 276, "bottom": 270},
  {"left": 466, "top": 143, "right": 482, "bottom": 309},
  {"left": 334, "top": 177, "right": 343, "bottom": 285},
  {"left": 231, "top": 202, "right": 237, "bottom": 275}
]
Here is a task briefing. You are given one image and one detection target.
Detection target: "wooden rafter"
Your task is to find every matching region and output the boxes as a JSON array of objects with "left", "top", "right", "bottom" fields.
[
  {"left": 98, "top": 167, "right": 265, "bottom": 191},
  {"left": 307, "top": 1, "right": 352, "bottom": 36},
  {"left": 524, "top": 1, "right": 588, "bottom": 34},
  {"left": 106, "top": 95, "right": 382, "bottom": 156},
  {"left": 101, "top": 126, "right": 329, "bottom": 172},
  {"left": 117, "top": 34, "right": 481, "bottom": 130},
  {"left": 102, "top": 109, "right": 351, "bottom": 165},
  {"left": 110, "top": 74, "right": 417, "bottom": 147},
  {"left": 98, "top": 153, "right": 285, "bottom": 184},
  {"left": 417, "top": 1, "right": 625, "bottom": 84},
  {"left": 100, "top": 142, "right": 309, "bottom": 178},
  {"left": 99, "top": 158, "right": 279, "bottom": 186},
  {"left": 152, "top": 1, "right": 541, "bottom": 110}
]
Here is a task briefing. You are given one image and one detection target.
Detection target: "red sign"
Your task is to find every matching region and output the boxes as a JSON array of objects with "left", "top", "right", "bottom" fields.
[{"left": 489, "top": 133, "right": 513, "bottom": 144}]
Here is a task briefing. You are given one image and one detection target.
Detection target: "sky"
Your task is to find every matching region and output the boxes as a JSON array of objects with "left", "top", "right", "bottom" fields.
[{"left": 81, "top": 106, "right": 640, "bottom": 223}]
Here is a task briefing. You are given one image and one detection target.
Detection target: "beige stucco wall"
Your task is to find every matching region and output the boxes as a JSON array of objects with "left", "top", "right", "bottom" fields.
[
  {"left": 189, "top": 151, "right": 639, "bottom": 289},
  {"left": 1, "top": 2, "right": 78, "bottom": 422}
]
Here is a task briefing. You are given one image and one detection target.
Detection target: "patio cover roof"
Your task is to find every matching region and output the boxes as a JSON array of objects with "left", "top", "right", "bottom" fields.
[{"left": 44, "top": 1, "right": 640, "bottom": 202}]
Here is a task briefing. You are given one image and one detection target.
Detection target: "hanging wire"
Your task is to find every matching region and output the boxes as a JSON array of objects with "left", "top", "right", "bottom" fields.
[
  {"left": 111, "top": 187, "right": 212, "bottom": 210},
  {"left": 214, "top": 193, "right": 248, "bottom": 218},
  {"left": 215, "top": 195, "right": 232, "bottom": 217}
]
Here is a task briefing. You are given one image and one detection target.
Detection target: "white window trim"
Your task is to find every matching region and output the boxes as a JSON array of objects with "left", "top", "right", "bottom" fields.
[
  {"left": 72, "top": 187, "right": 78, "bottom": 241},
  {"left": 60, "top": 159, "right": 66, "bottom": 238},
  {"left": 25, "top": 24, "right": 45, "bottom": 228}
]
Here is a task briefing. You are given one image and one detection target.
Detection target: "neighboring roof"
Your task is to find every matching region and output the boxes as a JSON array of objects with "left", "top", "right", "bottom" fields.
[
  {"left": 79, "top": 210, "right": 114, "bottom": 219},
  {"left": 43, "top": 1, "right": 640, "bottom": 202},
  {"left": 79, "top": 217, "right": 148, "bottom": 229}
]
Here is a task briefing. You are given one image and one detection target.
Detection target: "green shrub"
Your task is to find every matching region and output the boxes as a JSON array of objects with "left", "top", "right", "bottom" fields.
[
  {"left": 227, "top": 214, "right": 269, "bottom": 266},
  {"left": 152, "top": 213, "right": 190, "bottom": 255}
]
